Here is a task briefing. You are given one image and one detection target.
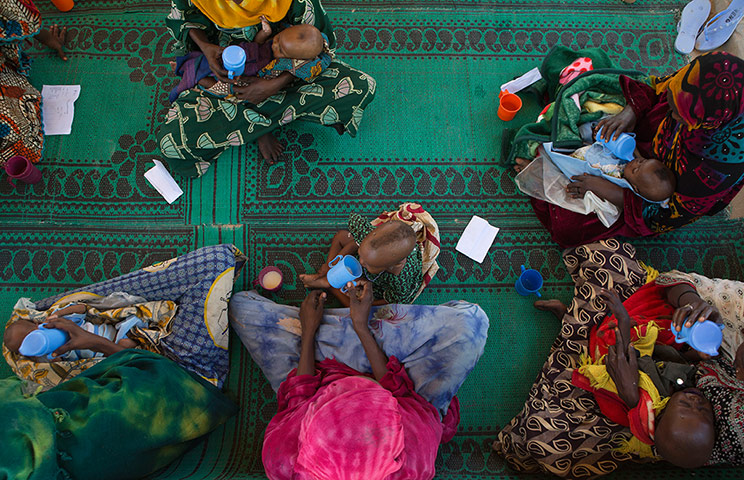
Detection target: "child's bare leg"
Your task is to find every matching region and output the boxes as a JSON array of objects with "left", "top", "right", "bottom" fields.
[
  {"left": 198, "top": 77, "right": 217, "bottom": 88},
  {"left": 300, "top": 229, "right": 357, "bottom": 287}
]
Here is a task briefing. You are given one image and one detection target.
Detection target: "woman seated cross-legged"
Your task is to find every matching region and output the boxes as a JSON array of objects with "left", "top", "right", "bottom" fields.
[
  {"left": 159, "top": 0, "right": 376, "bottom": 176},
  {"left": 510, "top": 47, "right": 744, "bottom": 248},
  {"left": 494, "top": 239, "right": 744, "bottom": 478},
  {"left": 228, "top": 282, "right": 489, "bottom": 479}
]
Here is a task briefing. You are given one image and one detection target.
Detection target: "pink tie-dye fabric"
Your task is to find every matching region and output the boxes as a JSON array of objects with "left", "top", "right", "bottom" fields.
[{"left": 263, "top": 357, "right": 459, "bottom": 480}]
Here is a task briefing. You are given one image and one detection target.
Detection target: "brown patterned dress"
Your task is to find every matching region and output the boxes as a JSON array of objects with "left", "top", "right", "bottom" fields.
[{"left": 494, "top": 239, "right": 650, "bottom": 479}]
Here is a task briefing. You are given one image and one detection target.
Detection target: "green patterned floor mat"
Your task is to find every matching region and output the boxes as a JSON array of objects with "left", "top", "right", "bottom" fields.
[{"left": 0, "top": 0, "right": 743, "bottom": 478}]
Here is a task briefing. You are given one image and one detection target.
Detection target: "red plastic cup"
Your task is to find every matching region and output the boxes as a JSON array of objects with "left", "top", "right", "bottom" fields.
[
  {"left": 253, "top": 266, "right": 283, "bottom": 292},
  {"left": 498, "top": 90, "right": 523, "bottom": 121},
  {"left": 51, "top": 0, "right": 74, "bottom": 12},
  {"left": 5, "top": 155, "right": 42, "bottom": 188}
]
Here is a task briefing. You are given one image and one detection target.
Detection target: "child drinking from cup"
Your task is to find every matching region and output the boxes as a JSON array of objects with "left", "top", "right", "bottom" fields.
[
  {"left": 301, "top": 214, "right": 424, "bottom": 306},
  {"left": 169, "top": 17, "right": 328, "bottom": 102},
  {"left": 4, "top": 303, "right": 142, "bottom": 361}
]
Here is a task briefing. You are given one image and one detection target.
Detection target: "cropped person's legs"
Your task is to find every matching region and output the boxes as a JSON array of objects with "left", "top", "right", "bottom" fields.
[
  {"left": 158, "top": 61, "right": 376, "bottom": 178},
  {"left": 228, "top": 292, "right": 488, "bottom": 413},
  {"left": 495, "top": 239, "right": 649, "bottom": 477}
]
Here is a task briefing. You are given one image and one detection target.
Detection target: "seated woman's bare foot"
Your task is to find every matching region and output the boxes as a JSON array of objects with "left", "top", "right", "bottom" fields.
[
  {"left": 197, "top": 77, "right": 217, "bottom": 88},
  {"left": 534, "top": 299, "right": 567, "bottom": 320},
  {"left": 170, "top": 61, "right": 177, "bottom": 72},
  {"left": 257, "top": 132, "right": 284, "bottom": 164},
  {"left": 299, "top": 273, "right": 330, "bottom": 289},
  {"left": 514, "top": 157, "right": 533, "bottom": 173}
]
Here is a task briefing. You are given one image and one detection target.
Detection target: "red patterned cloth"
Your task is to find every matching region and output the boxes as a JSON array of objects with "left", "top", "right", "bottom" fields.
[{"left": 558, "top": 57, "right": 593, "bottom": 85}]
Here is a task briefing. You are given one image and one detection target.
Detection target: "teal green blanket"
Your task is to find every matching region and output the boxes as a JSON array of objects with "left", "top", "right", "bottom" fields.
[
  {"left": 507, "top": 46, "right": 649, "bottom": 164},
  {"left": 0, "top": 350, "right": 236, "bottom": 480}
]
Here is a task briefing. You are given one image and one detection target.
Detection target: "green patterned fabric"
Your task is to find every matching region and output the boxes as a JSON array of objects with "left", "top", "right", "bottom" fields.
[
  {"left": 0, "top": 349, "right": 236, "bottom": 480},
  {"left": 347, "top": 212, "right": 423, "bottom": 304},
  {"left": 158, "top": 0, "right": 376, "bottom": 177},
  {"left": 0, "top": 0, "right": 743, "bottom": 478}
]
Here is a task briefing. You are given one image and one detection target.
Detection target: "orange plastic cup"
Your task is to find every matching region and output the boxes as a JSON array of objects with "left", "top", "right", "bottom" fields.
[
  {"left": 51, "top": 0, "right": 74, "bottom": 12},
  {"left": 498, "top": 90, "right": 522, "bottom": 121}
]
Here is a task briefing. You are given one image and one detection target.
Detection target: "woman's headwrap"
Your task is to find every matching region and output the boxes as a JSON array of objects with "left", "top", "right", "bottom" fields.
[
  {"left": 294, "top": 376, "right": 405, "bottom": 480},
  {"left": 654, "top": 52, "right": 744, "bottom": 131}
]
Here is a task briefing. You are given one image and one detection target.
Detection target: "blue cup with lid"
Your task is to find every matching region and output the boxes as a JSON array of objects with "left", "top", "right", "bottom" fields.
[
  {"left": 327, "top": 255, "right": 363, "bottom": 293},
  {"left": 18, "top": 323, "right": 70, "bottom": 359},
  {"left": 674, "top": 320, "right": 724, "bottom": 356},
  {"left": 222, "top": 45, "right": 246, "bottom": 80},
  {"left": 596, "top": 127, "right": 636, "bottom": 161}
]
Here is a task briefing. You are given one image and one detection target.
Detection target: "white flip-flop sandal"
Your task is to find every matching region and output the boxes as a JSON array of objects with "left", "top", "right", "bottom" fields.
[
  {"left": 695, "top": 0, "right": 744, "bottom": 51},
  {"left": 675, "top": 0, "right": 712, "bottom": 54}
]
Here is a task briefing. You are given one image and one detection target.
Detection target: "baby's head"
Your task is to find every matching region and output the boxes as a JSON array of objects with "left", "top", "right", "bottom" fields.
[
  {"left": 622, "top": 157, "right": 676, "bottom": 202},
  {"left": 272, "top": 24, "right": 324, "bottom": 60},
  {"left": 655, "top": 388, "right": 715, "bottom": 468},
  {"left": 3, "top": 319, "right": 37, "bottom": 353},
  {"left": 358, "top": 221, "right": 416, "bottom": 275}
]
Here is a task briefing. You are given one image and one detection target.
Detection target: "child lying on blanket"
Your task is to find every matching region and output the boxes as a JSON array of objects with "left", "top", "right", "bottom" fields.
[
  {"left": 4, "top": 303, "right": 141, "bottom": 360},
  {"left": 570, "top": 146, "right": 676, "bottom": 203},
  {"left": 169, "top": 17, "right": 326, "bottom": 102},
  {"left": 300, "top": 214, "right": 423, "bottom": 307}
]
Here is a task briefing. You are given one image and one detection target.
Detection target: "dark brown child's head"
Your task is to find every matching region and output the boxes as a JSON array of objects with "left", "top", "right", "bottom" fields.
[
  {"left": 655, "top": 388, "right": 715, "bottom": 468},
  {"left": 358, "top": 221, "right": 416, "bottom": 275},
  {"left": 623, "top": 156, "right": 676, "bottom": 202},
  {"left": 3, "top": 319, "right": 37, "bottom": 353},
  {"left": 271, "top": 24, "right": 324, "bottom": 60}
]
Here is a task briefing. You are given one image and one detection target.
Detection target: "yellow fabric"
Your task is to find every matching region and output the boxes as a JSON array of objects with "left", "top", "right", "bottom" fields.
[
  {"left": 190, "top": 0, "right": 293, "bottom": 28},
  {"left": 616, "top": 436, "right": 659, "bottom": 459},
  {"left": 578, "top": 321, "right": 670, "bottom": 415},
  {"left": 584, "top": 100, "right": 623, "bottom": 114},
  {"left": 639, "top": 261, "right": 659, "bottom": 284}
]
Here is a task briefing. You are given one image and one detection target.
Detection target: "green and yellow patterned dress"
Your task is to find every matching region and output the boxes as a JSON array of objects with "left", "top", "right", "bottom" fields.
[{"left": 158, "top": 0, "right": 377, "bottom": 177}]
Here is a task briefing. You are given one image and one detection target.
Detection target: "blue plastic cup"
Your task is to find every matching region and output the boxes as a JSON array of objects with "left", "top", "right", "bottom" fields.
[
  {"left": 674, "top": 319, "right": 724, "bottom": 356},
  {"left": 515, "top": 265, "right": 543, "bottom": 297},
  {"left": 222, "top": 45, "right": 246, "bottom": 80},
  {"left": 596, "top": 127, "right": 636, "bottom": 161},
  {"left": 18, "top": 323, "right": 70, "bottom": 359},
  {"left": 327, "top": 255, "right": 363, "bottom": 293}
]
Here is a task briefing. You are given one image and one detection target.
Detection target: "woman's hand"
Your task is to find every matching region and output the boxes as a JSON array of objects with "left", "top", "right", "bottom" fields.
[
  {"left": 44, "top": 317, "right": 108, "bottom": 358},
  {"left": 600, "top": 288, "right": 634, "bottom": 336},
  {"left": 606, "top": 328, "right": 641, "bottom": 408},
  {"left": 596, "top": 105, "right": 637, "bottom": 141},
  {"left": 348, "top": 281, "right": 374, "bottom": 332},
  {"left": 233, "top": 73, "right": 293, "bottom": 103},
  {"left": 671, "top": 295, "right": 721, "bottom": 332},
  {"left": 201, "top": 42, "right": 231, "bottom": 82},
  {"left": 299, "top": 290, "right": 326, "bottom": 337}
]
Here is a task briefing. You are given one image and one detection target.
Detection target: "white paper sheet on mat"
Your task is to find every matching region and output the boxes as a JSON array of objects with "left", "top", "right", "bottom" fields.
[
  {"left": 41, "top": 85, "right": 81, "bottom": 135},
  {"left": 456, "top": 216, "right": 500, "bottom": 263}
]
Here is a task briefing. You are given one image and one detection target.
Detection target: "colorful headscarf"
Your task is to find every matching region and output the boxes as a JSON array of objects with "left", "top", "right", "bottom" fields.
[
  {"left": 189, "top": 0, "right": 293, "bottom": 28},
  {"left": 643, "top": 53, "right": 744, "bottom": 232},
  {"left": 653, "top": 52, "right": 744, "bottom": 164},
  {"left": 294, "top": 376, "right": 405, "bottom": 480}
]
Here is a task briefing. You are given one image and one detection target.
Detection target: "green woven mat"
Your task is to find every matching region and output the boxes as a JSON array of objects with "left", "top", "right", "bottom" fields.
[{"left": 0, "top": 0, "right": 743, "bottom": 478}]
